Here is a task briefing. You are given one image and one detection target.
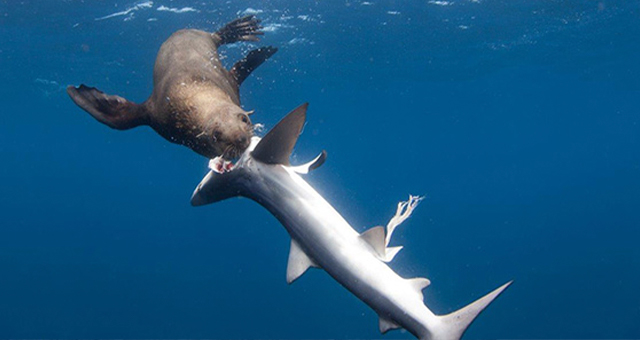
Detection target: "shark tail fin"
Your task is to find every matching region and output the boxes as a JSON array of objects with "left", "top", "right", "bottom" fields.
[{"left": 427, "top": 281, "right": 512, "bottom": 340}]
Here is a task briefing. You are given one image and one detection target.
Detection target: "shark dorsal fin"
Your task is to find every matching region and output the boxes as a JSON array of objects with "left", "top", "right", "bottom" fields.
[{"left": 252, "top": 103, "right": 308, "bottom": 165}]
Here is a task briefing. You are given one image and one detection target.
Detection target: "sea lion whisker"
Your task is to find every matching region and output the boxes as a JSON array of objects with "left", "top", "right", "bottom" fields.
[{"left": 221, "top": 144, "right": 234, "bottom": 160}]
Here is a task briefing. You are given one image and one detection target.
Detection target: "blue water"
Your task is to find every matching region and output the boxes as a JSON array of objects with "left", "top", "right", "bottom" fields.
[{"left": 1, "top": 1, "right": 639, "bottom": 338}]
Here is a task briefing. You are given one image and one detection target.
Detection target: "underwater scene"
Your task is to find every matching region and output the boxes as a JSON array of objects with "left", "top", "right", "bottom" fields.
[{"left": 1, "top": 0, "right": 639, "bottom": 339}]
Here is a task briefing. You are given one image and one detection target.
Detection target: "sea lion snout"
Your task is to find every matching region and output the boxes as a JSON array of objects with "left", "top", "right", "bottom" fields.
[
  {"left": 221, "top": 130, "right": 251, "bottom": 159},
  {"left": 235, "top": 134, "right": 249, "bottom": 147},
  {"left": 231, "top": 113, "right": 253, "bottom": 152},
  {"left": 228, "top": 124, "right": 252, "bottom": 149},
  {"left": 204, "top": 109, "right": 253, "bottom": 159}
]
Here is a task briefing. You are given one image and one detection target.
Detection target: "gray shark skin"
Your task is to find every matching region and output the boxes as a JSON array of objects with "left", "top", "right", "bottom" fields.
[{"left": 190, "top": 103, "right": 512, "bottom": 340}]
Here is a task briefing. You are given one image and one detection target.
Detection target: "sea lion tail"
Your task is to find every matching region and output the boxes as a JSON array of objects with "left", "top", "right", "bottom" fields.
[
  {"left": 213, "top": 15, "right": 264, "bottom": 46},
  {"left": 67, "top": 85, "right": 148, "bottom": 130},
  {"left": 230, "top": 46, "right": 278, "bottom": 86}
]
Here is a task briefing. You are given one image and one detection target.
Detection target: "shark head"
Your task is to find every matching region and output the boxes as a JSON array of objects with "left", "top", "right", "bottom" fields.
[{"left": 191, "top": 103, "right": 326, "bottom": 206}]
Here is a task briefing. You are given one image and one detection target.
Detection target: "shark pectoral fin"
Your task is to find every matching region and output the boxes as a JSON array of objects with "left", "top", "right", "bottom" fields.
[
  {"left": 407, "top": 277, "right": 431, "bottom": 301},
  {"left": 360, "top": 226, "right": 386, "bottom": 258},
  {"left": 291, "top": 150, "right": 328, "bottom": 174},
  {"left": 286, "top": 239, "right": 318, "bottom": 284},
  {"left": 379, "top": 315, "right": 401, "bottom": 334},
  {"left": 252, "top": 103, "right": 308, "bottom": 166}
]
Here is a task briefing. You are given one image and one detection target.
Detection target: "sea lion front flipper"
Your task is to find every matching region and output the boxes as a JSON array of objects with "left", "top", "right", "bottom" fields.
[
  {"left": 230, "top": 46, "right": 278, "bottom": 86},
  {"left": 213, "top": 15, "right": 264, "bottom": 46},
  {"left": 67, "top": 85, "right": 148, "bottom": 130}
]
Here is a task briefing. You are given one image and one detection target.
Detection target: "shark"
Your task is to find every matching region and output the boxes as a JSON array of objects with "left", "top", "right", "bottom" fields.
[{"left": 190, "top": 103, "right": 512, "bottom": 340}]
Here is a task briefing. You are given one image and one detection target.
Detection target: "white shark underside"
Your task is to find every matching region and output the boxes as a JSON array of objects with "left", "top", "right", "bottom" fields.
[{"left": 191, "top": 103, "right": 511, "bottom": 340}]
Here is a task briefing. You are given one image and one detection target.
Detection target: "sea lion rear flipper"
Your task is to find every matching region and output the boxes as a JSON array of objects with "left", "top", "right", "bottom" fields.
[
  {"left": 67, "top": 85, "right": 148, "bottom": 130},
  {"left": 213, "top": 15, "right": 264, "bottom": 46},
  {"left": 230, "top": 46, "right": 278, "bottom": 86}
]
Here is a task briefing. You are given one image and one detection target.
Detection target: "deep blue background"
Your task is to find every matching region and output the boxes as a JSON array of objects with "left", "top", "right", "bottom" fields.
[{"left": 1, "top": 0, "right": 639, "bottom": 338}]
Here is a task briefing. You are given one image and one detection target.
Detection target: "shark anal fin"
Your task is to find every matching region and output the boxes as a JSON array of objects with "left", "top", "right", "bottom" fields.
[
  {"left": 286, "top": 239, "right": 318, "bottom": 284},
  {"left": 252, "top": 103, "right": 308, "bottom": 166},
  {"left": 379, "top": 315, "right": 401, "bottom": 334},
  {"left": 407, "top": 277, "right": 431, "bottom": 300}
]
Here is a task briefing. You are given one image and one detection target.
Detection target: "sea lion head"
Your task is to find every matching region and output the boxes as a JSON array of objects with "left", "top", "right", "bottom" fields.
[{"left": 194, "top": 102, "right": 253, "bottom": 160}]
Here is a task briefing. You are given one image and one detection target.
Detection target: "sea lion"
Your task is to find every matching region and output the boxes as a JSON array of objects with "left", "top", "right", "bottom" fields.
[{"left": 67, "top": 15, "right": 277, "bottom": 159}]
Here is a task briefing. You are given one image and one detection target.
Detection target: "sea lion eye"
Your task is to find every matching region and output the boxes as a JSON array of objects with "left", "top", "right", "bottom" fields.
[{"left": 238, "top": 113, "right": 251, "bottom": 125}]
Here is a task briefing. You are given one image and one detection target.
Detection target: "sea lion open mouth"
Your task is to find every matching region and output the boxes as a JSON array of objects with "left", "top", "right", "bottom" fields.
[
  {"left": 220, "top": 144, "right": 239, "bottom": 161},
  {"left": 220, "top": 140, "right": 249, "bottom": 162}
]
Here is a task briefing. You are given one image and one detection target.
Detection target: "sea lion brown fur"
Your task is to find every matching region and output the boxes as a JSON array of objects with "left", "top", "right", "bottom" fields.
[{"left": 67, "top": 16, "right": 277, "bottom": 159}]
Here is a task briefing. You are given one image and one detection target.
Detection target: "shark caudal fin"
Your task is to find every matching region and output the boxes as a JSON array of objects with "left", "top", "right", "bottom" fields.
[
  {"left": 252, "top": 103, "right": 326, "bottom": 169},
  {"left": 427, "top": 281, "right": 512, "bottom": 340}
]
